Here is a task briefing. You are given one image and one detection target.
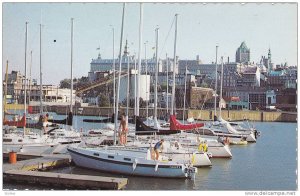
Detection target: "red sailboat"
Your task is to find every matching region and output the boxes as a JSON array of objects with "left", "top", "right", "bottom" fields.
[
  {"left": 3, "top": 113, "right": 26, "bottom": 128},
  {"left": 170, "top": 115, "right": 204, "bottom": 131}
]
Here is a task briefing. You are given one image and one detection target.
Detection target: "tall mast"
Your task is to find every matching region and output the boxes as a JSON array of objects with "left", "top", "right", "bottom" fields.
[
  {"left": 24, "top": 21, "right": 28, "bottom": 135},
  {"left": 126, "top": 55, "right": 130, "bottom": 121},
  {"left": 166, "top": 53, "right": 169, "bottom": 114},
  {"left": 114, "top": 3, "right": 126, "bottom": 145},
  {"left": 39, "top": 23, "right": 43, "bottom": 113},
  {"left": 134, "top": 56, "right": 137, "bottom": 116},
  {"left": 112, "top": 27, "right": 116, "bottom": 114},
  {"left": 144, "top": 42, "right": 148, "bottom": 119},
  {"left": 136, "top": 3, "right": 143, "bottom": 116},
  {"left": 29, "top": 51, "right": 32, "bottom": 104},
  {"left": 171, "top": 14, "right": 178, "bottom": 115},
  {"left": 214, "top": 45, "right": 218, "bottom": 118},
  {"left": 154, "top": 27, "right": 159, "bottom": 121},
  {"left": 4, "top": 60, "right": 9, "bottom": 120},
  {"left": 183, "top": 62, "right": 187, "bottom": 123},
  {"left": 219, "top": 56, "right": 224, "bottom": 117},
  {"left": 70, "top": 18, "right": 74, "bottom": 113}
]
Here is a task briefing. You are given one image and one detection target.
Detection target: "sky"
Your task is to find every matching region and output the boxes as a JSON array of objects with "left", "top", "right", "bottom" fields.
[{"left": 2, "top": 2, "right": 297, "bottom": 85}]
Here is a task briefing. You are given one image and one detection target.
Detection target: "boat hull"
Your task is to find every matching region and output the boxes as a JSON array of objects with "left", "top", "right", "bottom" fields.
[
  {"left": 3, "top": 143, "right": 58, "bottom": 154},
  {"left": 68, "top": 147, "right": 194, "bottom": 178}
]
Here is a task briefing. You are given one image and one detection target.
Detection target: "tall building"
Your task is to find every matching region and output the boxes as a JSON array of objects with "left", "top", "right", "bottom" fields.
[
  {"left": 89, "top": 40, "right": 157, "bottom": 82},
  {"left": 260, "top": 48, "right": 274, "bottom": 74},
  {"left": 235, "top": 42, "right": 250, "bottom": 63}
]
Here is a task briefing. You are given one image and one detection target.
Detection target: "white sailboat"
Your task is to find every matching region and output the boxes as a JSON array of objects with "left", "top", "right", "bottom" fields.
[
  {"left": 68, "top": 146, "right": 196, "bottom": 178},
  {"left": 3, "top": 22, "right": 59, "bottom": 155},
  {"left": 160, "top": 132, "right": 232, "bottom": 158},
  {"left": 210, "top": 56, "right": 257, "bottom": 143},
  {"left": 68, "top": 5, "right": 197, "bottom": 179},
  {"left": 125, "top": 139, "right": 212, "bottom": 167}
]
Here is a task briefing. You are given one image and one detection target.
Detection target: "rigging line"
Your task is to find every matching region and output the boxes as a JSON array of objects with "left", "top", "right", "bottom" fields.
[{"left": 158, "top": 16, "right": 175, "bottom": 59}]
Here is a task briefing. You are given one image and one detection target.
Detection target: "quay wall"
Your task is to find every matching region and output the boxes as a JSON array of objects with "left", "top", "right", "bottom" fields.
[
  {"left": 8, "top": 104, "right": 297, "bottom": 122},
  {"left": 188, "top": 109, "right": 297, "bottom": 122},
  {"left": 43, "top": 105, "right": 296, "bottom": 122}
]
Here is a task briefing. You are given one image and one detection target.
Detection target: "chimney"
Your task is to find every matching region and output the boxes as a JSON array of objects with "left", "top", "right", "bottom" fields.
[
  {"left": 227, "top": 57, "right": 229, "bottom": 63},
  {"left": 196, "top": 55, "right": 199, "bottom": 61}
]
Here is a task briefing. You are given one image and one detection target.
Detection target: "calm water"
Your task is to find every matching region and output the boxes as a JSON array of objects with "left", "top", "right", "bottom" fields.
[{"left": 3, "top": 113, "right": 298, "bottom": 190}]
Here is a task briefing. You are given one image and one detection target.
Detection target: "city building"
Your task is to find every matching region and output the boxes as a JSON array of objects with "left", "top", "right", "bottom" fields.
[
  {"left": 89, "top": 40, "right": 158, "bottom": 82},
  {"left": 235, "top": 41, "right": 250, "bottom": 63},
  {"left": 149, "top": 92, "right": 172, "bottom": 108},
  {"left": 153, "top": 72, "right": 196, "bottom": 87},
  {"left": 3, "top": 70, "right": 76, "bottom": 105},
  {"left": 189, "top": 86, "right": 214, "bottom": 109},
  {"left": 237, "top": 66, "right": 261, "bottom": 87},
  {"left": 118, "top": 72, "right": 150, "bottom": 104}
]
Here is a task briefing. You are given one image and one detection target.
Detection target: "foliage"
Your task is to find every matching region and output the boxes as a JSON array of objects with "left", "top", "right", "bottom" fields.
[
  {"left": 59, "top": 79, "right": 71, "bottom": 89},
  {"left": 98, "top": 93, "right": 110, "bottom": 107}
]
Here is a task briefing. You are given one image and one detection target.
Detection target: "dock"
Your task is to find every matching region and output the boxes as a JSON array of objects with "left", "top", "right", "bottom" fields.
[
  {"left": 3, "top": 153, "right": 71, "bottom": 172},
  {"left": 3, "top": 152, "right": 128, "bottom": 190},
  {"left": 4, "top": 170, "right": 128, "bottom": 190}
]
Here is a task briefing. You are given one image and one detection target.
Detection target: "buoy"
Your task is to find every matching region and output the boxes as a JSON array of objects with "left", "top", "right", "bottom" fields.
[{"left": 9, "top": 151, "right": 17, "bottom": 164}]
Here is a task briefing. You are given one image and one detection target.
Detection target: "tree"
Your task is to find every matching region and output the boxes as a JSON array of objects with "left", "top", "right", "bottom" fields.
[
  {"left": 200, "top": 82, "right": 209, "bottom": 88},
  {"left": 139, "top": 97, "right": 147, "bottom": 107},
  {"left": 98, "top": 93, "right": 110, "bottom": 107},
  {"left": 59, "top": 79, "right": 71, "bottom": 89}
]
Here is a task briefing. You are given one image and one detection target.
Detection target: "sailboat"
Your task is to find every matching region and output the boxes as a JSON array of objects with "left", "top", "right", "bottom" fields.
[
  {"left": 3, "top": 22, "right": 60, "bottom": 154},
  {"left": 3, "top": 60, "right": 27, "bottom": 128},
  {"left": 198, "top": 55, "right": 257, "bottom": 143},
  {"left": 68, "top": 5, "right": 197, "bottom": 179}
]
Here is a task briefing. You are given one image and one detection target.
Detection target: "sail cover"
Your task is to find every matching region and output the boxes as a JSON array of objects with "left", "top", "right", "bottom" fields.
[{"left": 169, "top": 115, "right": 204, "bottom": 131}]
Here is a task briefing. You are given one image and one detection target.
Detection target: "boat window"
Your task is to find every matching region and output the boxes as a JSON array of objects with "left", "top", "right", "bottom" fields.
[
  {"left": 3, "top": 139, "right": 12, "bottom": 142},
  {"left": 124, "top": 158, "right": 131, "bottom": 161},
  {"left": 108, "top": 155, "right": 114, "bottom": 159},
  {"left": 18, "top": 139, "right": 23, "bottom": 142},
  {"left": 93, "top": 153, "right": 99, "bottom": 156}
]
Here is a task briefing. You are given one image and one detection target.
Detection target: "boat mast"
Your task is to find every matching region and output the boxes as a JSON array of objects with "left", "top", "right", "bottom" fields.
[
  {"left": 114, "top": 3, "right": 126, "bottom": 145},
  {"left": 214, "top": 45, "right": 218, "bottom": 119},
  {"left": 166, "top": 53, "right": 169, "bottom": 114},
  {"left": 29, "top": 51, "right": 32, "bottom": 105},
  {"left": 183, "top": 62, "right": 187, "bottom": 123},
  {"left": 39, "top": 23, "right": 43, "bottom": 114},
  {"left": 154, "top": 27, "right": 159, "bottom": 121},
  {"left": 3, "top": 60, "right": 9, "bottom": 120},
  {"left": 219, "top": 56, "right": 224, "bottom": 117},
  {"left": 126, "top": 55, "right": 130, "bottom": 122},
  {"left": 144, "top": 41, "right": 148, "bottom": 119},
  {"left": 134, "top": 56, "right": 137, "bottom": 116},
  {"left": 171, "top": 14, "right": 178, "bottom": 115},
  {"left": 136, "top": 3, "right": 143, "bottom": 116},
  {"left": 70, "top": 18, "right": 74, "bottom": 113},
  {"left": 24, "top": 21, "right": 28, "bottom": 135},
  {"left": 112, "top": 27, "right": 116, "bottom": 116}
]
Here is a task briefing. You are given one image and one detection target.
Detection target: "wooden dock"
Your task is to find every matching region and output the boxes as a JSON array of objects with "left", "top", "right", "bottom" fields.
[
  {"left": 3, "top": 153, "right": 71, "bottom": 172},
  {"left": 4, "top": 170, "right": 128, "bottom": 190},
  {"left": 3, "top": 152, "right": 128, "bottom": 190}
]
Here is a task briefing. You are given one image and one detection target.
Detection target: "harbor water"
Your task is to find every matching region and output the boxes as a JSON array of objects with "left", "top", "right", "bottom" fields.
[{"left": 3, "top": 113, "right": 298, "bottom": 190}]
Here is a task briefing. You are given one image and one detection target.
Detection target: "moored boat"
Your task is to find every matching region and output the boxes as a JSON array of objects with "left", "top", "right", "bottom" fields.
[{"left": 67, "top": 146, "right": 197, "bottom": 178}]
